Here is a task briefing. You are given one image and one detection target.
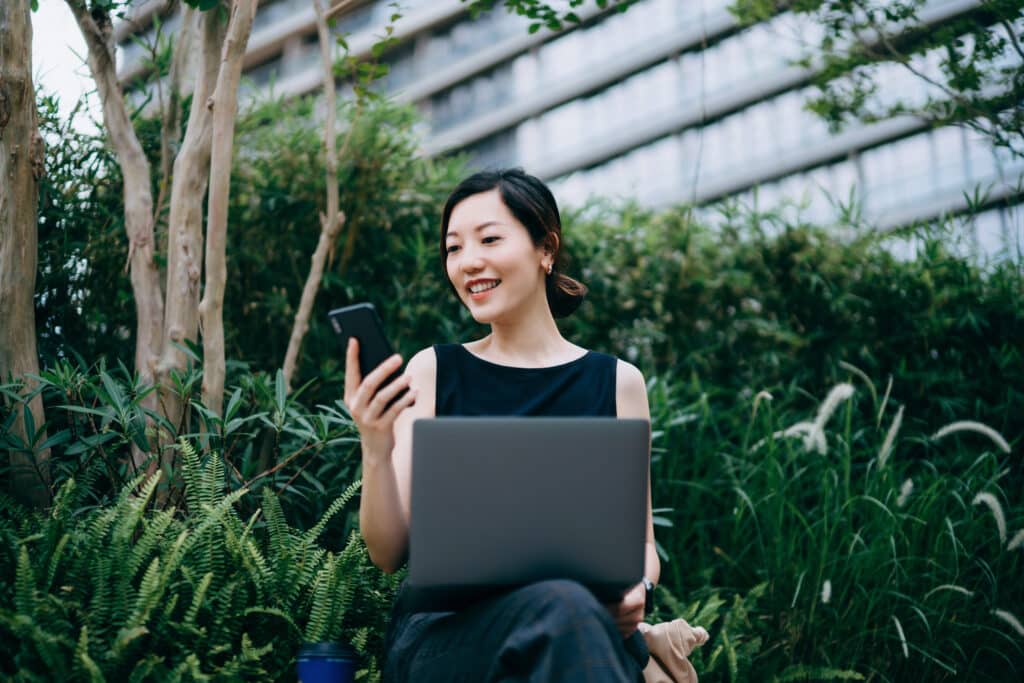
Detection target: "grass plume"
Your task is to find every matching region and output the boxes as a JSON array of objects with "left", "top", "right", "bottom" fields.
[
  {"left": 877, "top": 405, "right": 904, "bottom": 469},
  {"left": 971, "top": 492, "right": 1008, "bottom": 543},
  {"left": 932, "top": 420, "right": 1011, "bottom": 454}
]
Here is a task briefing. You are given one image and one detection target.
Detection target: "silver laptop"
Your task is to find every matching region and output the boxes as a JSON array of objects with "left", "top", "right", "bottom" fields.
[{"left": 408, "top": 417, "right": 649, "bottom": 609}]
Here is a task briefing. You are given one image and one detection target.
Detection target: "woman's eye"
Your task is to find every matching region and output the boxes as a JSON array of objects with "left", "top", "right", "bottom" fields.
[
  {"left": 482, "top": 236, "right": 500, "bottom": 244},
  {"left": 446, "top": 244, "right": 460, "bottom": 254}
]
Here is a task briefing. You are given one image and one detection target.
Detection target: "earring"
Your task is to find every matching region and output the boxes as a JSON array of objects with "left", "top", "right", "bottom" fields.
[{"left": 546, "top": 263, "right": 553, "bottom": 275}]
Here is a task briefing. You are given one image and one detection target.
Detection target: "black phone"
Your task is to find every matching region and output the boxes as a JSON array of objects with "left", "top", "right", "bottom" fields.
[{"left": 328, "top": 303, "right": 406, "bottom": 404}]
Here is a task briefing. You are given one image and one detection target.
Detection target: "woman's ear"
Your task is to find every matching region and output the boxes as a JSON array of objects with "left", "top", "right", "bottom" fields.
[{"left": 542, "top": 232, "right": 560, "bottom": 259}]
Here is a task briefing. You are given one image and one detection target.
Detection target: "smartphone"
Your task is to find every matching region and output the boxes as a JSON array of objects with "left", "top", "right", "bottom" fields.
[{"left": 328, "top": 303, "right": 407, "bottom": 405}]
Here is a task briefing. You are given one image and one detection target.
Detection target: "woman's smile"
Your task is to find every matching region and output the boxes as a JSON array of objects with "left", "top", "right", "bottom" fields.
[{"left": 467, "top": 278, "right": 502, "bottom": 300}]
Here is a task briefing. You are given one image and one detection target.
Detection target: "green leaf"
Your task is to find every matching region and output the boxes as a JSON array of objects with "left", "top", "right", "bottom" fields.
[{"left": 39, "top": 429, "right": 73, "bottom": 451}]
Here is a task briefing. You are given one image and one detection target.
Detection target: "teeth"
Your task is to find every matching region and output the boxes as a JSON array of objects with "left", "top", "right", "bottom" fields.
[{"left": 469, "top": 280, "right": 500, "bottom": 294}]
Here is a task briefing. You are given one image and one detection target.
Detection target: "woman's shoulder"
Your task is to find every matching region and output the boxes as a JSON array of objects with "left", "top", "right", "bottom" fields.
[
  {"left": 613, "top": 357, "right": 648, "bottom": 418},
  {"left": 406, "top": 346, "right": 438, "bottom": 381}
]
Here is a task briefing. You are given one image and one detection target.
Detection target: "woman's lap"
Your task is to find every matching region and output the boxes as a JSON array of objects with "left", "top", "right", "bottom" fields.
[{"left": 384, "top": 579, "right": 645, "bottom": 683}]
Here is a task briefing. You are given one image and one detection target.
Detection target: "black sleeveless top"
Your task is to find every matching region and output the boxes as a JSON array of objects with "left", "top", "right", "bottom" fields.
[{"left": 433, "top": 343, "right": 618, "bottom": 417}]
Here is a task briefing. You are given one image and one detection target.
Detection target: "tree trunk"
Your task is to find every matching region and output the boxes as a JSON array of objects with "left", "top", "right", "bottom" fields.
[
  {"left": 154, "top": 2, "right": 193, "bottom": 231},
  {"left": 0, "top": 0, "right": 50, "bottom": 507},
  {"left": 281, "top": 0, "right": 347, "bottom": 391},
  {"left": 158, "top": 10, "right": 224, "bottom": 437},
  {"left": 66, "top": 1, "right": 164, "bottom": 468},
  {"left": 199, "top": 0, "right": 257, "bottom": 417}
]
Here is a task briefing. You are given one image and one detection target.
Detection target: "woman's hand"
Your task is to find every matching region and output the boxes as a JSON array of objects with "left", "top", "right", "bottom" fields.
[
  {"left": 343, "top": 338, "right": 417, "bottom": 463},
  {"left": 606, "top": 581, "right": 646, "bottom": 638}
]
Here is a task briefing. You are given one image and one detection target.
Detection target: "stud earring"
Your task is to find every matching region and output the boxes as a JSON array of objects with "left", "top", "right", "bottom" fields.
[{"left": 546, "top": 263, "right": 553, "bottom": 275}]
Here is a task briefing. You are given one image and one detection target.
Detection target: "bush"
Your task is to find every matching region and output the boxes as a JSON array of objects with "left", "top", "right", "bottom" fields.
[
  {"left": 646, "top": 375, "right": 1022, "bottom": 681},
  {"left": 0, "top": 436, "right": 398, "bottom": 681}
]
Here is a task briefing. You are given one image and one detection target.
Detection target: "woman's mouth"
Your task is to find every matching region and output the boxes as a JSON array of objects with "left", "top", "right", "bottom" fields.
[{"left": 467, "top": 279, "right": 501, "bottom": 301}]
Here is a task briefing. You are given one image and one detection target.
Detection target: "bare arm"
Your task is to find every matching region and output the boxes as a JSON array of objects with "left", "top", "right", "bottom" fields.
[
  {"left": 346, "top": 343, "right": 435, "bottom": 573},
  {"left": 606, "top": 359, "right": 660, "bottom": 637}
]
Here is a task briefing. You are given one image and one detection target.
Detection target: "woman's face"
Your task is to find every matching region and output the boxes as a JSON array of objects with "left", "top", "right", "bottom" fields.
[{"left": 444, "top": 189, "right": 552, "bottom": 324}]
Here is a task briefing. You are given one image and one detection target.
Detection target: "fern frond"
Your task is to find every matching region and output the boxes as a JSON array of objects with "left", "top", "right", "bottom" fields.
[
  {"left": 243, "top": 606, "right": 302, "bottom": 637},
  {"left": 302, "top": 479, "right": 362, "bottom": 546},
  {"left": 772, "top": 666, "right": 866, "bottom": 682},
  {"left": 113, "top": 472, "right": 161, "bottom": 547},
  {"left": 1, "top": 611, "right": 75, "bottom": 677},
  {"left": 350, "top": 626, "right": 369, "bottom": 654},
  {"left": 112, "top": 625, "right": 149, "bottom": 661},
  {"left": 43, "top": 533, "right": 70, "bottom": 593},
  {"left": 304, "top": 554, "right": 336, "bottom": 642},
  {"left": 86, "top": 553, "right": 113, "bottom": 639},
  {"left": 179, "top": 438, "right": 205, "bottom": 515},
  {"left": 127, "top": 556, "right": 163, "bottom": 630},
  {"left": 15, "top": 545, "right": 37, "bottom": 617},
  {"left": 184, "top": 572, "right": 214, "bottom": 627},
  {"left": 127, "top": 655, "right": 163, "bottom": 683},
  {"left": 127, "top": 508, "right": 179, "bottom": 580},
  {"left": 167, "top": 652, "right": 210, "bottom": 683},
  {"left": 75, "top": 626, "right": 106, "bottom": 683},
  {"left": 328, "top": 531, "right": 365, "bottom": 637},
  {"left": 160, "top": 488, "right": 249, "bottom": 584},
  {"left": 209, "top": 579, "right": 246, "bottom": 648},
  {"left": 261, "top": 487, "right": 291, "bottom": 561},
  {"left": 49, "top": 478, "right": 78, "bottom": 524},
  {"left": 240, "top": 538, "right": 270, "bottom": 600}
]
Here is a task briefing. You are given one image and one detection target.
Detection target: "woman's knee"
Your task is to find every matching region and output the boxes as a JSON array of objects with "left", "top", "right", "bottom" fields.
[{"left": 514, "top": 579, "right": 607, "bottom": 622}]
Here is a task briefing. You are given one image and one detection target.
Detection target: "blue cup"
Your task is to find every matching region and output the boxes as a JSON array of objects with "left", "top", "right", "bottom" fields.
[{"left": 296, "top": 642, "right": 357, "bottom": 683}]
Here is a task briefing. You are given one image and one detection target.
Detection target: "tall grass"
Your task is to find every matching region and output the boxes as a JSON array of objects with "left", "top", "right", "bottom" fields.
[{"left": 649, "top": 372, "right": 1023, "bottom": 681}]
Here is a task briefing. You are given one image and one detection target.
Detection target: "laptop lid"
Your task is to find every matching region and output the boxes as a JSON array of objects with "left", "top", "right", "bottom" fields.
[{"left": 409, "top": 417, "right": 649, "bottom": 605}]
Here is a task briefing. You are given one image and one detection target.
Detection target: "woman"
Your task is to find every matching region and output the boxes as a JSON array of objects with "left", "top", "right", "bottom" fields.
[{"left": 344, "top": 168, "right": 659, "bottom": 681}]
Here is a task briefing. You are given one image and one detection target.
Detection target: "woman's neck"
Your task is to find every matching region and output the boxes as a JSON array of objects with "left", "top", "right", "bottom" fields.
[{"left": 473, "top": 301, "right": 579, "bottom": 367}]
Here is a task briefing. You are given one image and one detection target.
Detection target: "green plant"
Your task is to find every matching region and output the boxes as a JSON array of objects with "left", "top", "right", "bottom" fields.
[
  {"left": 0, "top": 436, "right": 397, "bottom": 681},
  {"left": 648, "top": 373, "right": 1023, "bottom": 681}
]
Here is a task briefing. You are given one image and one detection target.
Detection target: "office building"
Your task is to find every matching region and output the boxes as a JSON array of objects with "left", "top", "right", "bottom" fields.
[{"left": 115, "top": 0, "right": 1023, "bottom": 255}]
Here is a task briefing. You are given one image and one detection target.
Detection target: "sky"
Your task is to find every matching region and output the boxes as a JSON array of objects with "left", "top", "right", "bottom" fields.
[{"left": 32, "top": 0, "right": 94, "bottom": 127}]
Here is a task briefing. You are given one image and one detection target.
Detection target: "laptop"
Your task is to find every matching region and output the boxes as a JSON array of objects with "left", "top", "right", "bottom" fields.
[{"left": 407, "top": 417, "right": 650, "bottom": 610}]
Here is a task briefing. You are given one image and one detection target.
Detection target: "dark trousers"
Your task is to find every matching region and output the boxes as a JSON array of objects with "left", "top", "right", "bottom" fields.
[{"left": 383, "top": 579, "right": 647, "bottom": 682}]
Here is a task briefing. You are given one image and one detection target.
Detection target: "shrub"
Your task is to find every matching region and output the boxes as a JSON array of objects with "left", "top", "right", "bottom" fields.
[{"left": 0, "top": 439, "right": 397, "bottom": 681}]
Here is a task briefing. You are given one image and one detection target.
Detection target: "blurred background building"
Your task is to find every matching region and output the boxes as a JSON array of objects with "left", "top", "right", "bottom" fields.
[{"left": 116, "top": 0, "right": 1022, "bottom": 255}]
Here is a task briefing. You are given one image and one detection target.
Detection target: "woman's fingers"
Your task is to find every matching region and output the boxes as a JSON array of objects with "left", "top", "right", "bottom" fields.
[
  {"left": 348, "top": 351, "right": 404, "bottom": 415},
  {"left": 367, "top": 373, "right": 413, "bottom": 419},
  {"left": 343, "top": 338, "right": 361, "bottom": 403},
  {"left": 384, "top": 386, "right": 418, "bottom": 421},
  {"left": 357, "top": 354, "right": 403, "bottom": 403}
]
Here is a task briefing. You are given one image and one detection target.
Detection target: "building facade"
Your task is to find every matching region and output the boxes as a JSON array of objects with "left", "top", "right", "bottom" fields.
[{"left": 116, "top": 0, "right": 1022, "bottom": 256}]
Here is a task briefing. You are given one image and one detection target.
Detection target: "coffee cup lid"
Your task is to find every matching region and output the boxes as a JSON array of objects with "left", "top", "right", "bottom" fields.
[{"left": 298, "top": 642, "right": 357, "bottom": 659}]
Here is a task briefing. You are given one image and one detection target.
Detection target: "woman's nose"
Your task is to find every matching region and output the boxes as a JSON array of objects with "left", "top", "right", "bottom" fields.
[{"left": 460, "top": 248, "right": 484, "bottom": 273}]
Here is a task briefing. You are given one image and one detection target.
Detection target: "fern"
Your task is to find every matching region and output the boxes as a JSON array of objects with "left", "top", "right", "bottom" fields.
[
  {"left": 15, "top": 545, "right": 37, "bottom": 618},
  {"left": 179, "top": 438, "right": 206, "bottom": 517},
  {"left": 243, "top": 605, "right": 302, "bottom": 637},
  {"left": 183, "top": 571, "right": 213, "bottom": 627},
  {"left": 301, "top": 478, "right": 362, "bottom": 546},
  {"left": 127, "top": 507, "right": 178, "bottom": 581},
  {"left": 43, "top": 533, "right": 70, "bottom": 593},
  {"left": 74, "top": 626, "right": 106, "bottom": 683},
  {"left": 304, "top": 554, "right": 336, "bottom": 643},
  {"left": 772, "top": 666, "right": 866, "bottom": 682},
  {"left": 126, "top": 556, "right": 162, "bottom": 630},
  {"left": 261, "top": 487, "right": 289, "bottom": 557}
]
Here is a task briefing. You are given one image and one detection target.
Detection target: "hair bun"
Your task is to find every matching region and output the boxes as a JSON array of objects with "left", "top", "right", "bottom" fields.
[{"left": 547, "top": 272, "right": 587, "bottom": 318}]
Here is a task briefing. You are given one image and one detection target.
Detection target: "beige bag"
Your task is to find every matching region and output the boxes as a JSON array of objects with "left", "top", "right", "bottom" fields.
[{"left": 639, "top": 619, "right": 709, "bottom": 683}]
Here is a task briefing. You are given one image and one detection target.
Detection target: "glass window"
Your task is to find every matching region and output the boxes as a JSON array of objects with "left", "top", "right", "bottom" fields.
[
  {"left": 463, "top": 129, "right": 517, "bottom": 171},
  {"left": 430, "top": 64, "right": 514, "bottom": 133}
]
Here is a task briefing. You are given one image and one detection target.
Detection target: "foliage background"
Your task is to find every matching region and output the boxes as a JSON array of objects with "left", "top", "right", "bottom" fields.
[{"left": 6, "top": 87, "right": 1024, "bottom": 680}]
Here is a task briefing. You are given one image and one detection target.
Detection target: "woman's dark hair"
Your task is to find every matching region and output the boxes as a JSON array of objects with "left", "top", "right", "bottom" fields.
[{"left": 440, "top": 168, "right": 587, "bottom": 318}]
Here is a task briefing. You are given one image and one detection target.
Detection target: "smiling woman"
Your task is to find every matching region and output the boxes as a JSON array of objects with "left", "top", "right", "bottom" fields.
[
  {"left": 440, "top": 169, "right": 588, "bottom": 324},
  {"left": 342, "top": 168, "right": 661, "bottom": 681}
]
